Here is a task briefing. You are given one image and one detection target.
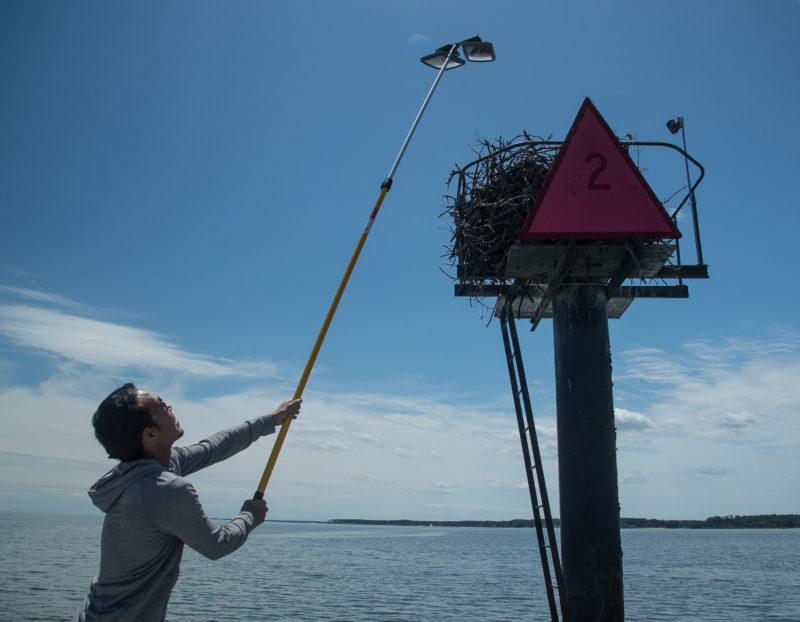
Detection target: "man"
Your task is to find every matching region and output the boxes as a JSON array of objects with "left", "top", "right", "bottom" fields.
[{"left": 75, "top": 383, "right": 301, "bottom": 621}]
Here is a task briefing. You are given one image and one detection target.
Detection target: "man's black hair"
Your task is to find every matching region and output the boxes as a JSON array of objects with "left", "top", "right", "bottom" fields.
[{"left": 92, "top": 383, "right": 155, "bottom": 461}]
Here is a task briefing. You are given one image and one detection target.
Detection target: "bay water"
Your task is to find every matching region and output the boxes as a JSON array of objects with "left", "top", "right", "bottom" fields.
[{"left": 1, "top": 512, "right": 798, "bottom": 621}]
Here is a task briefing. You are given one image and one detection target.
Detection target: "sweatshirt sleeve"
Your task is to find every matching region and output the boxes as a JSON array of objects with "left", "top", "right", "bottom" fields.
[
  {"left": 172, "top": 414, "right": 276, "bottom": 477},
  {"left": 150, "top": 475, "right": 257, "bottom": 560}
]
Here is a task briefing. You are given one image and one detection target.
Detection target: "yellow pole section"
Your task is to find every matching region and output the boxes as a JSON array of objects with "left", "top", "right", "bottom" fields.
[{"left": 254, "top": 186, "right": 390, "bottom": 498}]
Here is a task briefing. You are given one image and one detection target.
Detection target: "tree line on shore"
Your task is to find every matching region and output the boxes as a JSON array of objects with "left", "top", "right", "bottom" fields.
[{"left": 328, "top": 514, "right": 800, "bottom": 529}]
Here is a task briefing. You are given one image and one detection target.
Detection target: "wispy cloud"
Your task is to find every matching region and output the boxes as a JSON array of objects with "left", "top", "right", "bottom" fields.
[
  {"left": 0, "top": 304, "right": 278, "bottom": 378},
  {"left": 404, "top": 33, "right": 432, "bottom": 50},
  {"left": 0, "top": 286, "right": 85, "bottom": 309},
  {"left": 617, "top": 334, "right": 800, "bottom": 443}
]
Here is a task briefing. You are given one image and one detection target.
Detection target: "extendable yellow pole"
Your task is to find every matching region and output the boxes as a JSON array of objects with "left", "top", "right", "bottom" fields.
[
  {"left": 253, "top": 186, "right": 389, "bottom": 498},
  {"left": 253, "top": 43, "right": 460, "bottom": 500}
]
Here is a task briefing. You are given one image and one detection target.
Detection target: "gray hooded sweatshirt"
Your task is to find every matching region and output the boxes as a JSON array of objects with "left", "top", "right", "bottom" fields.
[{"left": 75, "top": 415, "right": 276, "bottom": 621}]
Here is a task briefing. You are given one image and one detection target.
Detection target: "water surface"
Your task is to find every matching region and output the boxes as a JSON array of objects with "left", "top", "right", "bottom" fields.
[{"left": 1, "top": 513, "right": 798, "bottom": 621}]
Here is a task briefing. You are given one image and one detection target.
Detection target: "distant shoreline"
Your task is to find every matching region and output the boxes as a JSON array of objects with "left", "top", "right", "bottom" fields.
[
  {"left": 3, "top": 511, "right": 794, "bottom": 529},
  {"left": 325, "top": 514, "right": 800, "bottom": 529}
]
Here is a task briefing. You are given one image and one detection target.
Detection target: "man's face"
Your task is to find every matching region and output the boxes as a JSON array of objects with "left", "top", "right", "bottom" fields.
[{"left": 138, "top": 391, "right": 184, "bottom": 444}]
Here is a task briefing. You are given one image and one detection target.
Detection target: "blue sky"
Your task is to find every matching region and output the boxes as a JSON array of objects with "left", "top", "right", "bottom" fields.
[{"left": 1, "top": 0, "right": 798, "bottom": 522}]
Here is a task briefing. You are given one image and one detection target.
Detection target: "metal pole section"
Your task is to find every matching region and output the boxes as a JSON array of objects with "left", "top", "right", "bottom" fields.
[
  {"left": 552, "top": 285, "right": 623, "bottom": 622},
  {"left": 679, "top": 118, "right": 703, "bottom": 266},
  {"left": 385, "top": 44, "right": 457, "bottom": 183},
  {"left": 252, "top": 44, "right": 458, "bottom": 500}
]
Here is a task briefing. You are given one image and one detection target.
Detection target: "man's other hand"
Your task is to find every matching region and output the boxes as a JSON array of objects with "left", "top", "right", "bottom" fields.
[
  {"left": 270, "top": 398, "right": 302, "bottom": 427},
  {"left": 241, "top": 499, "right": 268, "bottom": 525}
]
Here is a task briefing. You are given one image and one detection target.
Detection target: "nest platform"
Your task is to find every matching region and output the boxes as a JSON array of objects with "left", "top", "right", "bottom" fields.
[{"left": 442, "top": 135, "right": 697, "bottom": 329}]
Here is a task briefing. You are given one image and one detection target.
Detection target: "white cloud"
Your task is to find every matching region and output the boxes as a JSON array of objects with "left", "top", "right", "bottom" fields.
[
  {"left": 617, "top": 335, "right": 800, "bottom": 444},
  {"left": 0, "top": 368, "right": 527, "bottom": 520},
  {"left": 614, "top": 332, "right": 800, "bottom": 518},
  {"left": 0, "top": 304, "right": 278, "bottom": 378},
  {"left": 615, "top": 408, "right": 655, "bottom": 431},
  {"left": 1, "top": 287, "right": 798, "bottom": 521}
]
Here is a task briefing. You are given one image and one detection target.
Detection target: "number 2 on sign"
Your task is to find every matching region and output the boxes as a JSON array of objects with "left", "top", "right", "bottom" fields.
[{"left": 585, "top": 152, "right": 611, "bottom": 190}]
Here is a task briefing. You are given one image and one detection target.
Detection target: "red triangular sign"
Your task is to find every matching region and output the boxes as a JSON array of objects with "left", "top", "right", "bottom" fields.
[{"left": 520, "top": 98, "right": 680, "bottom": 239}]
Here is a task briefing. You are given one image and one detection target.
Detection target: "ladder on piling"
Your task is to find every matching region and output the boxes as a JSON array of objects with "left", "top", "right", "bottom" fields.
[{"left": 499, "top": 296, "right": 565, "bottom": 622}]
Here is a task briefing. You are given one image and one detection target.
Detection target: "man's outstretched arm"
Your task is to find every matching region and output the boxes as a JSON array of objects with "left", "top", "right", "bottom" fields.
[{"left": 172, "top": 399, "right": 301, "bottom": 476}]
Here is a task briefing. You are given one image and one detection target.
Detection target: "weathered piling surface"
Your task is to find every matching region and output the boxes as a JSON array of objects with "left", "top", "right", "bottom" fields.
[{"left": 552, "top": 285, "right": 623, "bottom": 622}]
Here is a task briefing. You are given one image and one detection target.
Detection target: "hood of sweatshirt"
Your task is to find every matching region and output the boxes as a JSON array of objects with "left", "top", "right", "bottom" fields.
[{"left": 88, "top": 459, "right": 167, "bottom": 512}]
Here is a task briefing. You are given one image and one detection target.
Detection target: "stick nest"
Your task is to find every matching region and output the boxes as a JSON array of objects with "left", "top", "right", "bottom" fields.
[{"left": 442, "top": 134, "right": 559, "bottom": 284}]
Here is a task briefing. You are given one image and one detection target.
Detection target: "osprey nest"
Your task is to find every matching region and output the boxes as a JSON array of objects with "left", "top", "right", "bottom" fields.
[{"left": 442, "top": 134, "right": 559, "bottom": 285}]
